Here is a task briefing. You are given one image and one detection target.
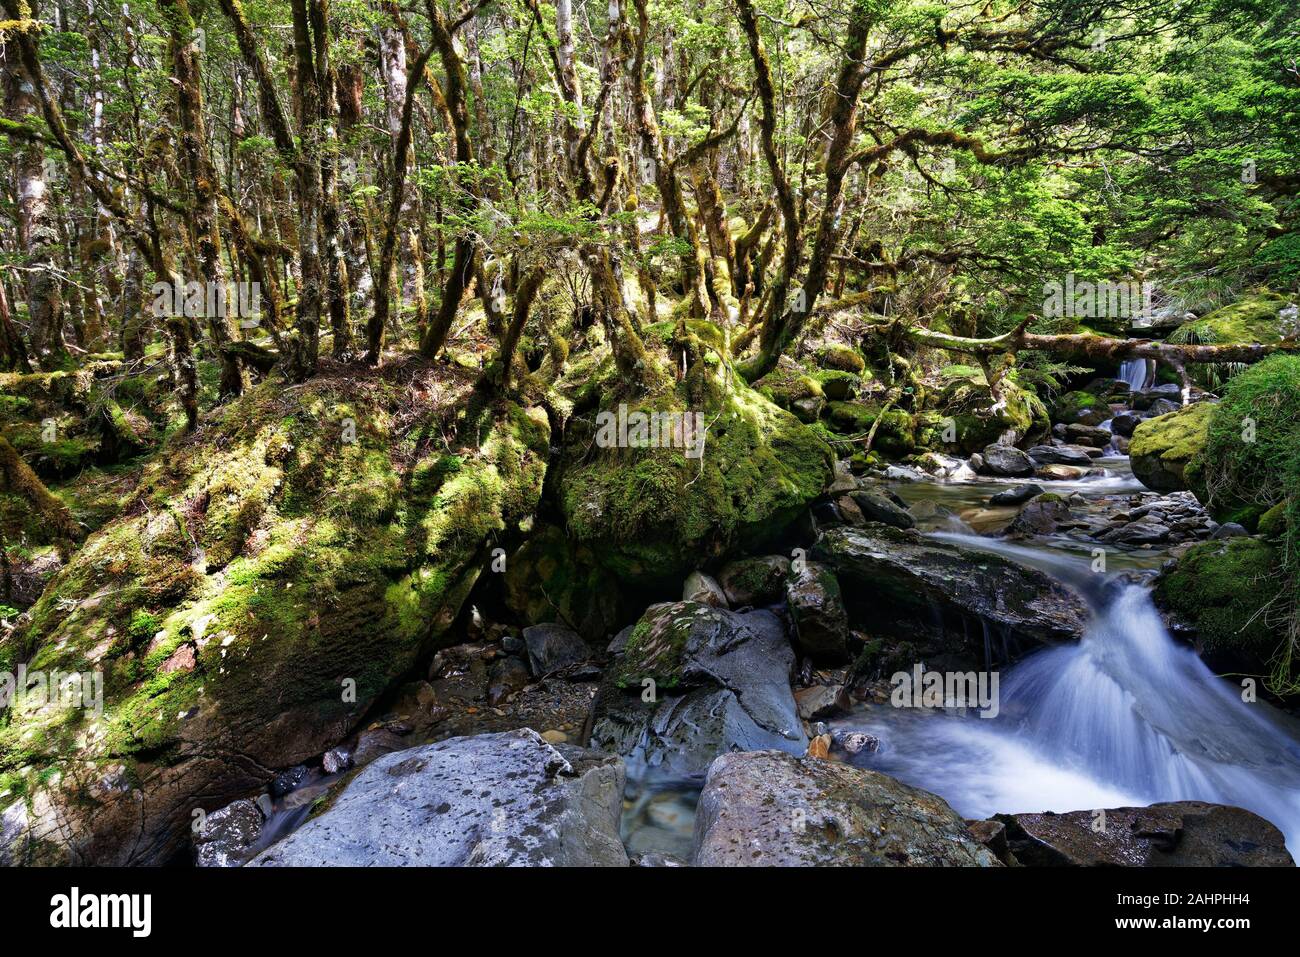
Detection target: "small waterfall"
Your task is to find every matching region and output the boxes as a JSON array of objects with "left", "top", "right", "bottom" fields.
[
  {"left": 842, "top": 531, "right": 1300, "bottom": 854},
  {"left": 1118, "top": 357, "right": 1152, "bottom": 392}
]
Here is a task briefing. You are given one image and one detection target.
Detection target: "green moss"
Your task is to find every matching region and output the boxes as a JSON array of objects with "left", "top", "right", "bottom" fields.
[
  {"left": 0, "top": 367, "right": 551, "bottom": 833},
  {"left": 1175, "top": 291, "right": 1293, "bottom": 346},
  {"left": 559, "top": 371, "right": 831, "bottom": 585},
  {"left": 1129, "top": 401, "right": 1214, "bottom": 493},
  {"left": 1155, "top": 538, "right": 1281, "bottom": 658},
  {"left": 816, "top": 343, "right": 866, "bottom": 374}
]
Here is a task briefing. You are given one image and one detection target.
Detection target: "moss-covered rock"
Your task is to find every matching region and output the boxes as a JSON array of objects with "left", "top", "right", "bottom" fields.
[
  {"left": 0, "top": 361, "right": 550, "bottom": 864},
  {"left": 825, "top": 401, "right": 917, "bottom": 454},
  {"left": 929, "top": 375, "right": 1048, "bottom": 453},
  {"left": 1153, "top": 538, "right": 1282, "bottom": 665},
  {"left": 1050, "top": 390, "right": 1109, "bottom": 427},
  {"left": 1129, "top": 401, "right": 1214, "bottom": 493},
  {"left": 1186, "top": 355, "right": 1300, "bottom": 530},
  {"left": 815, "top": 343, "right": 866, "bottom": 374},
  {"left": 558, "top": 373, "right": 832, "bottom": 586},
  {"left": 1174, "top": 291, "right": 1296, "bottom": 345}
]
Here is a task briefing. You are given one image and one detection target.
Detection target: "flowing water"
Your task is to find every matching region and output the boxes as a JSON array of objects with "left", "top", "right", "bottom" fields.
[
  {"left": 621, "top": 462, "right": 1300, "bottom": 859},
  {"left": 842, "top": 532, "right": 1300, "bottom": 855},
  {"left": 1118, "top": 357, "right": 1153, "bottom": 392}
]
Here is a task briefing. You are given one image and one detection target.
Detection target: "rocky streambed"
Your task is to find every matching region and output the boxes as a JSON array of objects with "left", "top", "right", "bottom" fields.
[{"left": 182, "top": 439, "right": 1299, "bottom": 868}]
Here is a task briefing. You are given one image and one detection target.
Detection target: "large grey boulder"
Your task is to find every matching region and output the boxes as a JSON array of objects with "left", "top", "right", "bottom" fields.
[
  {"left": 993, "top": 803, "right": 1293, "bottom": 867},
  {"left": 590, "top": 602, "right": 807, "bottom": 778},
  {"left": 1027, "top": 444, "right": 1094, "bottom": 467},
  {"left": 980, "top": 444, "right": 1035, "bottom": 477},
  {"left": 691, "top": 750, "right": 1000, "bottom": 866},
  {"left": 813, "top": 524, "right": 1087, "bottom": 658},
  {"left": 251, "top": 729, "right": 628, "bottom": 866}
]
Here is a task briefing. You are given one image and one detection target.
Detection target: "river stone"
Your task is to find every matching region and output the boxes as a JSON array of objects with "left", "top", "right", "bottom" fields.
[
  {"left": 682, "top": 570, "right": 728, "bottom": 608},
  {"left": 785, "top": 561, "right": 850, "bottom": 662},
  {"left": 1007, "top": 494, "right": 1073, "bottom": 537},
  {"left": 1065, "top": 424, "right": 1112, "bottom": 448},
  {"left": 1035, "top": 464, "right": 1088, "bottom": 481},
  {"left": 1110, "top": 412, "right": 1141, "bottom": 437},
  {"left": 813, "top": 524, "right": 1088, "bottom": 654},
  {"left": 1132, "top": 383, "right": 1183, "bottom": 410},
  {"left": 850, "top": 488, "right": 915, "bottom": 529},
  {"left": 1146, "top": 397, "right": 1181, "bottom": 417},
  {"left": 194, "top": 798, "right": 267, "bottom": 868},
  {"left": 717, "top": 555, "right": 791, "bottom": 606},
  {"left": 487, "top": 655, "right": 531, "bottom": 706},
  {"left": 793, "top": 683, "right": 851, "bottom": 720},
  {"left": 590, "top": 603, "right": 807, "bottom": 777},
  {"left": 522, "top": 622, "right": 590, "bottom": 676},
  {"left": 1027, "top": 444, "right": 1094, "bottom": 467},
  {"left": 691, "top": 750, "right": 1001, "bottom": 866},
  {"left": 989, "top": 484, "right": 1044, "bottom": 506},
  {"left": 251, "top": 730, "right": 628, "bottom": 866},
  {"left": 993, "top": 802, "right": 1293, "bottom": 867},
  {"left": 980, "top": 444, "right": 1035, "bottom": 477}
]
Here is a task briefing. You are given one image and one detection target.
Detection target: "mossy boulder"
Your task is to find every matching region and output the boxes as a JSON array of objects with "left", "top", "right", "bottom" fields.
[
  {"left": 558, "top": 376, "right": 832, "bottom": 587},
  {"left": 1186, "top": 355, "right": 1300, "bottom": 530},
  {"left": 826, "top": 401, "right": 917, "bottom": 455},
  {"left": 1129, "top": 401, "right": 1214, "bottom": 493},
  {"left": 1050, "top": 390, "right": 1109, "bottom": 427},
  {"left": 930, "top": 375, "right": 1049, "bottom": 453},
  {"left": 0, "top": 362, "right": 550, "bottom": 864},
  {"left": 1174, "top": 291, "right": 1296, "bottom": 345},
  {"left": 753, "top": 356, "right": 823, "bottom": 412},
  {"left": 815, "top": 343, "right": 867, "bottom": 374},
  {"left": 1153, "top": 538, "right": 1283, "bottom": 670}
]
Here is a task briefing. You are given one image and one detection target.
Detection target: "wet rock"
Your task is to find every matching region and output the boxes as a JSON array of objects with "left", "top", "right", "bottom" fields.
[
  {"left": 1027, "top": 444, "right": 1094, "bottom": 467},
  {"left": 590, "top": 603, "right": 807, "bottom": 777},
  {"left": 831, "top": 729, "right": 879, "bottom": 755},
  {"left": 322, "top": 748, "right": 352, "bottom": 775},
  {"left": 251, "top": 730, "right": 629, "bottom": 866},
  {"left": 487, "top": 656, "right": 531, "bottom": 706},
  {"left": 1035, "top": 464, "right": 1088, "bottom": 481},
  {"left": 980, "top": 444, "right": 1035, "bottom": 477},
  {"left": 850, "top": 488, "right": 915, "bottom": 529},
  {"left": 989, "top": 484, "right": 1044, "bottom": 506},
  {"left": 814, "top": 524, "right": 1088, "bottom": 653},
  {"left": 786, "top": 562, "right": 850, "bottom": 662},
  {"left": 194, "top": 798, "right": 266, "bottom": 868},
  {"left": 1210, "top": 522, "right": 1249, "bottom": 539},
  {"left": 1110, "top": 412, "right": 1141, "bottom": 437},
  {"left": 1146, "top": 397, "right": 1181, "bottom": 417},
  {"left": 993, "top": 802, "right": 1293, "bottom": 867},
  {"left": 717, "top": 555, "right": 791, "bottom": 607},
  {"left": 793, "top": 683, "right": 851, "bottom": 721},
  {"left": 270, "top": 765, "right": 312, "bottom": 798},
  {"left": 1065, "top": 424, "right": 1112, "bottom": 448},
  {"left": 1112, "top": 435, "right": 1130, "bottom": 455},
  {"left": 835, "top": 495, "right": 868, "bottom": 526},
  {"left": 522, "top": 622, "right": 590, "bottom": 676},
  {"left": 965, "top": 818, "right": 1014, "bottom": 865},
  {"left": 1131, "top": 383, "right": 1184, "bottom": 410},
  {"left": 1006, "top": 494, "right": 1073, "bottom": 537},
  {"left": 691, "top": 750, "right": 1001, "bottom": 866},
  {"left": 682, "top": 570, "right": 728, "bottom": 608},
  {"left": 1101, "top": 520, "right": 1171, "bottom": 545}
]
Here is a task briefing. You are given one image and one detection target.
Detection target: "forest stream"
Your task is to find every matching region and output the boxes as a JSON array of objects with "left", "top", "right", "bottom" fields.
[{"left": 621, "top": 455, "right": 1300, "bottom": 862}]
